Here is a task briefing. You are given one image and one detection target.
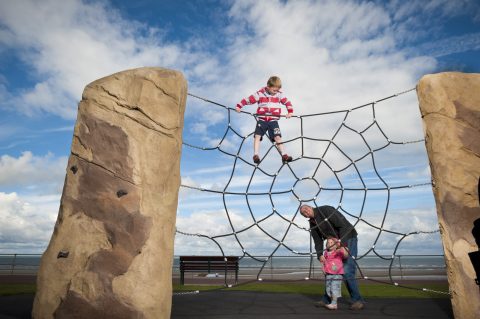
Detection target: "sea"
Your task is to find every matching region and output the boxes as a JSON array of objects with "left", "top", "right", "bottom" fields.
[{"left": 0, "top": 254, "right": 446, "bottom": 278}]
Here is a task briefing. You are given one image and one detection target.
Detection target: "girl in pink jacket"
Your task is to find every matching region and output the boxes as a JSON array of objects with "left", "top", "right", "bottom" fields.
[{"left": 322, "top": 237, "right": 348, "bottom": 310}]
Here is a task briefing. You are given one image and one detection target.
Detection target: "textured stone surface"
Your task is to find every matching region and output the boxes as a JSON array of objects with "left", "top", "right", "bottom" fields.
[
  {"left": 417, "top": 72, "right": 480, "bottom": 319},
  {"left": 32, "top": 67, "right": 187, "bottom": 319}
]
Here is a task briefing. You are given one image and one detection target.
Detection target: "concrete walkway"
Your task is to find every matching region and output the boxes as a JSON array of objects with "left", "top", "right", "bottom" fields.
[
  {"left": 172, "top": 290, "right": 453, "bottom": 319},
  {"left": 0, "top": 291, "right": 453, "bottom": 319}
]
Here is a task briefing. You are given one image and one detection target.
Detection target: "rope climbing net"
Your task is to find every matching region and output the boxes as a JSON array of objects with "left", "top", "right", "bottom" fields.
[{"left": 176, "top": 87, "right": 448, "bottom": 295}]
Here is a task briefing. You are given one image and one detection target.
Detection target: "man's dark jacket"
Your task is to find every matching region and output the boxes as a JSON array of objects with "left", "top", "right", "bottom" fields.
[{"left": 309, "top": 205, "right": 357, "bottom": 259}]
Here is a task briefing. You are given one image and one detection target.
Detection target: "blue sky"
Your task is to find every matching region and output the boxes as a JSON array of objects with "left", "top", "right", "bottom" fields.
[{"left": 0, "top": 0, "right": 479, "bottom": 257}]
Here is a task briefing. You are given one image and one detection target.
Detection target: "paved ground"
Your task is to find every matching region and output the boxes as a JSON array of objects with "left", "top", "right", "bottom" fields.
[
  {"left": 0, "top": 291, "right": 453, "bottom": 319},
  {"left": 0, "top": 294, "right": 34, "bottom": 319},
  {"left": 0, "top": 274, "right": 452, "bottom": 318},
  {"left": 172, "top": 290, "right": 453, "bottom": 319}
]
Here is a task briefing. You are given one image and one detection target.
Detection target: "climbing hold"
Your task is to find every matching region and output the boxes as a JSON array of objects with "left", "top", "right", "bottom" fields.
[
  {"left": 117, "top": 190, "right": 128, "bottom": 198},
  {"left": 57, "top": 250, "right": 69, "bottom": 259}
]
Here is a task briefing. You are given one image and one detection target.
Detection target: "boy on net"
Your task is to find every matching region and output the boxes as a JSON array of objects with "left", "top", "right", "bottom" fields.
[{"left": 235, "top": 76, "right": 294, "bottom": 164}]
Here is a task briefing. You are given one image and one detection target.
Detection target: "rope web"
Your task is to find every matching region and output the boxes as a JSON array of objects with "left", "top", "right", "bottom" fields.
[{"left": 176, "top": 88, "right": 448, "bottom": 296}]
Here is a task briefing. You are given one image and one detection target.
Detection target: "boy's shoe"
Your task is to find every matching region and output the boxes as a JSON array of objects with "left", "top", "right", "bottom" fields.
[
  {"left": 281, "top": 154, "right": 292, "bottom": 163},
  {"left": 253, "top": 155, "right": 260, "bottom": 164},
  {"left": 349, "top": 301, "right": 364, "bottom": 310},
  {"left": 313, "top": 300, "right": 326, "bottom": 308},
  {"left": 326, "top": 304, "right": 338, "bottom": 310}
]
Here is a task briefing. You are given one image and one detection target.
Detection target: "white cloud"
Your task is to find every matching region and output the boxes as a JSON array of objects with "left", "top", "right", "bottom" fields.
[
  {"left": 0, "top": 192, "right": 59, "bottom": 253},
  {"left": 174, "top": 208, "right": 310, "bottom": 256},
  {"left": 0, "top": 151, "right": 67, "bottom": 192},
  {"left": 174, "top": 205, "right": 442, "bottom": 257},
  {"left": 405, "top": 165, "right": 432, "bottom": 181},
  {"left": 0, "top": 0, "right": 219, "bottom": 118},
  {"left": 354, "top": 207, "right": 441, "bottom": 255},
  {"left": 41, "top": 125, "right": 74, "bottom": 133},
  {"left": 190, "top": 122, "right": 207, "bottom": 134},
  {"left": 183, "top": 165, "right": 235, "bottom": 176},
  {"left": 182, "top": 1, "right": 438, "bottom": 182}
]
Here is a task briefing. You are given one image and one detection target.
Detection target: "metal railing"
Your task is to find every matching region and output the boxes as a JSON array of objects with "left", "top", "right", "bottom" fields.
[
  {"left": 0, "top": 254, "right": 42, "bottom": 275},
  {"left": 172, "top": 254, "right": 447, "bottom": 280},
  {"left": 1, "top": 253, "right": 446, "bottom": 280}
]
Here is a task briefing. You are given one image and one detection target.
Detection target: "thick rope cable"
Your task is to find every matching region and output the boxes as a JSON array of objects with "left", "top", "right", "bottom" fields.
[{"left": 175, "top": 87, "right": 446, "bottom": 296}]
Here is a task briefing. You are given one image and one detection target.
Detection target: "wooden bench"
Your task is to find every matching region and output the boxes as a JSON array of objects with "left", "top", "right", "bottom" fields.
[{"left": 179, "top": 256, "right": 239, "bottom": 285}]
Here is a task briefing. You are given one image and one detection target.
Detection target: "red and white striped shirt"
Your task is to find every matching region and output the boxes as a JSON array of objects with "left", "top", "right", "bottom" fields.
[{"left": 236, "top": 87, "right": 293, "bottom": 121}]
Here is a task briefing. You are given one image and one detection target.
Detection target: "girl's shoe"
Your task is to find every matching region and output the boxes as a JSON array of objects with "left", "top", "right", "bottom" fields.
[{"left": 326, "top": 303, "right": 338, "bottom": 310}]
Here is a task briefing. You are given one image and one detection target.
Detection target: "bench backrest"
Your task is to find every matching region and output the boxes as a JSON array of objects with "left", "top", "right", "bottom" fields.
[
  {"left": 180, "top": 256, "right": 239, "bottom": 270},
  {"left": 180, "top": 256, "right": 238, "bottom": 262}
]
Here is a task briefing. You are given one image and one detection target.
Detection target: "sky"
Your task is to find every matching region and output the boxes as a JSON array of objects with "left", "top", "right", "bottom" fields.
[{"left": 0, "top": 0, "right": 479, "bottom": 259}]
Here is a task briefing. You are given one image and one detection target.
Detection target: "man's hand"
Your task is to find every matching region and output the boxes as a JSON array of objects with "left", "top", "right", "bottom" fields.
[
  {"left": 336, "top": 239, "right": 342, "bottom": 249},
  {"left": 286, "top": 113, "right": 292, "bottom": 119},
  {"left": 319, "top": 257, "right": 326, "bottom": 274},
  {"left": 235, "top": 106, "right": 241, "bottom": 113}
]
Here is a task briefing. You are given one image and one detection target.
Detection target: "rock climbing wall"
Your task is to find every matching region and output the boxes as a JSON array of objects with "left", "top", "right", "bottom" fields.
[
  {"left": 32, "top": 67, "right": 187, "bottom": 319},
  {"left": 417, "top": 72, "right": 480, "bottom": 319}
]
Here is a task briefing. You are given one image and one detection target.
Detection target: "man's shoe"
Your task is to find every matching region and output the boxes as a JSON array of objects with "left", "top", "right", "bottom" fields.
[
  {"left": 253, "top": 155, "right": 260, "bottom": 164},
  {"left": 314, "top": 300, "right": 327, "bottom": 308},
  {"left": 282, "top": 154, "right": 292, "bottom": 163},
  {"left": 326, "top": 304, "right": 337, "bottom": 310},
  {"left": 349, "top": 301, "right": 364, "bottom": 310}
]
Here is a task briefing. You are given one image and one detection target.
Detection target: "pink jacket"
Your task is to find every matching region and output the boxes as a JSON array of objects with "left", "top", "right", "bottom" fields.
[{"left": 323, "top": 249, "right": 346, "bottom": 275}]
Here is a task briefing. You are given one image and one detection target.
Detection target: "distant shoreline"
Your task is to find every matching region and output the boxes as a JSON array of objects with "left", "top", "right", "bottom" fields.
[
  {"left": 1, "top": 267, "right": 448, "bottom": 286},
  {"left": 1, "top": 254, "right": 447, "bottom": 284}
]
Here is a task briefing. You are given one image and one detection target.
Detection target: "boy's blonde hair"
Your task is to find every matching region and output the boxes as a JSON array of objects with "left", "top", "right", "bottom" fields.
[{"left": 267, "top": 76, "right": 282, "bottom": 88}]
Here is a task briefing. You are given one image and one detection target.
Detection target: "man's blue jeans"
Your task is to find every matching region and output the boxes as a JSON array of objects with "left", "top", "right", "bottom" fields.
[{"left": 321, "top": 237, "right": 363, "bottom": 303}]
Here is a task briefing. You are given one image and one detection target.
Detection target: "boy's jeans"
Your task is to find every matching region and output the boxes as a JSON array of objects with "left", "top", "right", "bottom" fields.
[{"left": 321, "top": 237, "right": 363, "bottom": 303}]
